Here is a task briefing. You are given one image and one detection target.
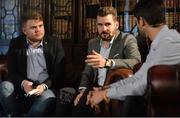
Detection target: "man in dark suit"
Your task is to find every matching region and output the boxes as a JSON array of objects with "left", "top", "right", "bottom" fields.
[
  {"left": 72, "top": 6, "right": 141, "bottom": 116},
  {"left": 0, "top": 11, "right": 65, "bottom": 116}
]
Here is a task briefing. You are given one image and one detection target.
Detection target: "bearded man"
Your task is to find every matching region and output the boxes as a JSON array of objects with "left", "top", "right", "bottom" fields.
[{"left": 72, "top": 6, "right": 141, "bottom": 116}]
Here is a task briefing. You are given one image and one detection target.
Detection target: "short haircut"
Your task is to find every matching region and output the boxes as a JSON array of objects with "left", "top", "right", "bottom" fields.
[
  {"left": 22, "top": 11, "right": 43, "bottom": 26},
  {"left": 134, "top": 0, "right": 166, "bottom": 27},
  {"left": 97, "top": 6, "right": 118, "bottom": 21}
]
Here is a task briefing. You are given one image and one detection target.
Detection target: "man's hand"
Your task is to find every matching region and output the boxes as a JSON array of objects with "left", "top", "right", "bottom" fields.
[
  {"left": 85, "top": 50, "right": 106, "bottom": 68},
  {"left": 34, "top": 84, "right": 45, "bottom": 96},
  {"left": 22, "top": 81, "right": 46, "bottom": 96},
  {"left": 22, "top": 80, "right": 33, "bottom": 94},
  {"left": 86, "top": 89, "right": 108, "bottom": 109},
  {"left": 74, "top": 89, "right": 85, "bottom": 106}
]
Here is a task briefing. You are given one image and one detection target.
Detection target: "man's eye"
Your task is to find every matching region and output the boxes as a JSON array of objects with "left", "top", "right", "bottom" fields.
[
  {"left": 31, "top": 27, "right": 36, "bottom": 29},
  {"left": 97, "top": 24, "right": 103, "bottom": 26},
  {"left": 105, "top": 23, "right": 111, "bottom": 26}
]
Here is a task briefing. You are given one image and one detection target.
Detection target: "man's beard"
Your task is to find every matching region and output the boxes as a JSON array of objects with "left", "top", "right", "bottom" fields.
[{"left": 99, "top": 31, "right": 113, "bottom": 41}]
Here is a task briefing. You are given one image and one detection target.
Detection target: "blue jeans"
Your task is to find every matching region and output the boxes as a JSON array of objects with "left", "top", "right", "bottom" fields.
[{"left": 0, "top": 81, "right": 56, "bottom": 116}]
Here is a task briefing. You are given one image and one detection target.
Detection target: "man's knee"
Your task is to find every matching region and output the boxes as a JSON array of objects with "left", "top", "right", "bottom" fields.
[
  {"left": 0, "top": 81, "right": 14, "bottom": 98},
  {"left": 28, "top": 97, "right": 56, "bottom": 116},
  {"left": 55, "top": 87, "right": 76, "bottom": 116},
  {"left": 41, "top": 89, "right": 56, "bottom": 99}
]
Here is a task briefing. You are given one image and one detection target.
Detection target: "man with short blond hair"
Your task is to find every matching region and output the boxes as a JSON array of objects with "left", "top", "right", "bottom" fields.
[{"left": 0, "top": 11, "right": 65, "bottom": 116}]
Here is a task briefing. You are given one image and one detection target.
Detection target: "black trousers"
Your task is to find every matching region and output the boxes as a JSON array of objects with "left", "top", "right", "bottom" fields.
[
  {"left": 121, "top": 96, "right": 147, "bottom": 116},
  {"left": 55, "top": 87, "right": 76, "bottom": 116},
  {"left": 71, "top": 87, "right": 95, "bottom": 116}
]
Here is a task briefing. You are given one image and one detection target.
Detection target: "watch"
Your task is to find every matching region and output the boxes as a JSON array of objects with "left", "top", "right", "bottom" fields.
[{"left": 104, "top": 59, "right": 112, "bottom": 68}]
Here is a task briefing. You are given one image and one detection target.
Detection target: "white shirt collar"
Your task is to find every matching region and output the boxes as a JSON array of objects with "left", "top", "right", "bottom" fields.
[{"left": 151, "top": 25, "right": 169, "bottom": 48}]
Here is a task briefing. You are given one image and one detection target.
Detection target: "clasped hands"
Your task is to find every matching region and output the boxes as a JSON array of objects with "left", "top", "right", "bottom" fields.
[
  {"left": 86, "top": 87, "right": 108, "bottom": 112},
  {"left": 74, "top": 87, "right": 108, "bottom": 112},
  {"left": 22, "top": 80, "right": 46, "bottom": 96}
]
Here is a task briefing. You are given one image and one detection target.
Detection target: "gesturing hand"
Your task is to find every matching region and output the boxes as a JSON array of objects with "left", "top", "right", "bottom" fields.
[{"left": 85, "top": 50, "right": 106, "bottom": 68}]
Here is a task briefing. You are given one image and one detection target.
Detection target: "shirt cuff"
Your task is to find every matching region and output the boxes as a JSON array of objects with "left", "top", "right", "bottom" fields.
[
  {"left": 111, "top": 59, "right": 115, "bottom": 69},
  {"left": 78, "top": 87, "right": 87, "bottom": 92},
  {"left": 42, "top": 83, "right": 48, "bottom": 90},
  {"left": 107, "top": 87, "right": 125, "bottom": 100}
]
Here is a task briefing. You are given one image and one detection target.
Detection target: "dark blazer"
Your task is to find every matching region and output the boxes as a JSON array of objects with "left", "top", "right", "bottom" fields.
[
  {"left": 7, "top": 34, "right": 65, "bottom": 90},
  {"left": 79, "top": 30, "right": 141, "bottom": 88}
]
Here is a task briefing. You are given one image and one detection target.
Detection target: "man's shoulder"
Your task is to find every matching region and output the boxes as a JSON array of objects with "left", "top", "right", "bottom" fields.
[
  {"left": 44, "top": 35, "right": 54, "bottom": 40},
  {"left": 88, "top": 37, "right": 99, "bottom": 44},
  {"left": 116, "top": 31, "right": 136, "bottom": 42},
  {"left": 120, "top": 32, "right": 135, "bottom": 39},
  {"left": 44, "top": 35, "right": 61, "bottom": 42},
  {"left": 12, "top": 34, "right": 26, "bottom": 40},
  {"left": 10, "top": 35, "right": 26, "bottom": 44},
  {"left": 44, "top": 35, "right": 60, "bottom": 45}
]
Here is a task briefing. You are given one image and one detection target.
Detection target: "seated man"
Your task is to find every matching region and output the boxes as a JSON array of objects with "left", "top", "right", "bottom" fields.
[
  {"left": 86, "top": 0, "right": 180, "bottom": 116},
  {"left": 72, "top": 6, "right": 141, "bottom": 116},
  {"left": 0, "top": 11, "right": 65, "bottom": 116}
]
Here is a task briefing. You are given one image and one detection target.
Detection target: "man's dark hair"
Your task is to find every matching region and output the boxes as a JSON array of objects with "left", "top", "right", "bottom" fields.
[
  {"left": 97, "top": 6, "right": 118, "bottom": 21},
  {"left": 134, "top": 0, "right": 166, "bottom": 27},
  {"left": 22, "top": 11, "right": 43, "bottom": 26}
]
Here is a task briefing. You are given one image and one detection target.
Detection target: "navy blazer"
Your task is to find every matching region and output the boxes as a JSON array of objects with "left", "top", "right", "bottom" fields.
[{"left": 7, "top": 34, "right": 65, "bottom": 90}]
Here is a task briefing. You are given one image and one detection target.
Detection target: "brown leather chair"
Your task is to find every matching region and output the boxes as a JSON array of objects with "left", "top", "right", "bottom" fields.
[
  {"left": 104, "top": 68, "right": 133, "bottom": 85},
  {"left": 97, "top": 68, "right": 133, "bottom": 116},
  {"left": 147, "top": 64, "right": 180, "bottom": 116},
  {"left": 0, "top": 56, "right": 7, "bottom": 81},
  {"left": 99, "top": 63, "right": 180, "bottom": 116},
  {"left": 0, "top": 56, "right": 7, "bottom": 114}
]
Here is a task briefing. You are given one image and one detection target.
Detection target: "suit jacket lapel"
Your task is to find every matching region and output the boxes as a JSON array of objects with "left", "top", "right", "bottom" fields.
[
  {"left": 20, "top": 36, "right": 28, "bottom": 76},
  {"left": 42, "top": 36, "right": 51, "bottom": 71},
  {"left": 93, "top": 37, "right": 101, "bottom": 53},
  {"left": 92, "top": 38, "right": 101, "bottom": 84},
  {"left": 109, "top": 30, "right": 121, "bottom": 58}
]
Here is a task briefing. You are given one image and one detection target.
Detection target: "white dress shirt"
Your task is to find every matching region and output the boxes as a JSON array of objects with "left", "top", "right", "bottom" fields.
[
  {"left": 98, "top": 38, "right": 114, "bottom": 86},
  {"left": 26, "top": 41, "right": 48, "bottom": 83},
  {"left": 108, "top": 25, "right": 180, "bottom": 100}
]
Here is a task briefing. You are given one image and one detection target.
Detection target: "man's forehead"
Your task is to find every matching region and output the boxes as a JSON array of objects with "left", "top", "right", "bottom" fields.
[
  {"left": 24, "top": 19, "right": 43, "bottom": 26},
  {"left": 97, "top": 14, "right": 114, "bottom": 19},
  {"left": 26, "top": 19, "right": 43, "bottom": 23}
]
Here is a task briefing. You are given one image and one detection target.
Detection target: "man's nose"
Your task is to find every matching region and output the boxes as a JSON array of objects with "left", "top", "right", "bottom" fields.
[
  {"left": 35, "top": 27, "right": 41, "bottom": 32},
  {"left": 102, "top": 25, "right": 108, "bottom": 31}
]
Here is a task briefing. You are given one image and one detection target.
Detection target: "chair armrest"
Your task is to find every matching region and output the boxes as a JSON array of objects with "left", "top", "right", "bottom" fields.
[
  {"left": 147, "top": 64, "right": 180, "bottom": 116},
  {"left": 0, "top": 63, "right": 8, "bottom": 81},
  {"left": 104, "top": 68, "right": 133, "bottom": 86},
  {"left": 133, "top": 62, "right": 143, "bottom": 73},
  {"left": 97, "top": 68, "right": 133, "bottom": 116}
]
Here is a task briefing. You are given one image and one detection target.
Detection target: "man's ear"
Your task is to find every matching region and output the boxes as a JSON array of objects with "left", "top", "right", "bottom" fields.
[
  {"left": 138, "top": 17, "right": 147, "bottom": 27},
  {"left": 22, "top": 27, "right": 26, "bottom": 35},
  {"left": 115, "top": 21, "right": 119, "bottom": 29},
  {"left": 138, "top": 17, "right": 143, "bottom": 26},
  {"left": 141, "top": 17, "right": 148, "bottom": 26}
]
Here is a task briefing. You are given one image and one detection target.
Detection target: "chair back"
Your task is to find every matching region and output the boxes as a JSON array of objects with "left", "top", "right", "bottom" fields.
[
  {"left": 147, "top": 64, "right": 180, "bottom": 116},
  {"left": 98, "top": 68, "right": 133, "bottom": 116}
]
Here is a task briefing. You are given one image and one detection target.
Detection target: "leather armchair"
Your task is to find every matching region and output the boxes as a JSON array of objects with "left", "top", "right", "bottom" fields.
[
  {"left": 0, "top": 56, "right": 7, "bottom": 81},
  {"left": 99, "top": 63, "right": 180, "bottom": 116},
  {"left": 104, "top": 68, "right": 133, "bottom": 85},
  {"left": 97, "top": 68, "right": 133, "bottom": 116},
  {"left": 147, "top": 64, "right": 180, "bottom": 116}
]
